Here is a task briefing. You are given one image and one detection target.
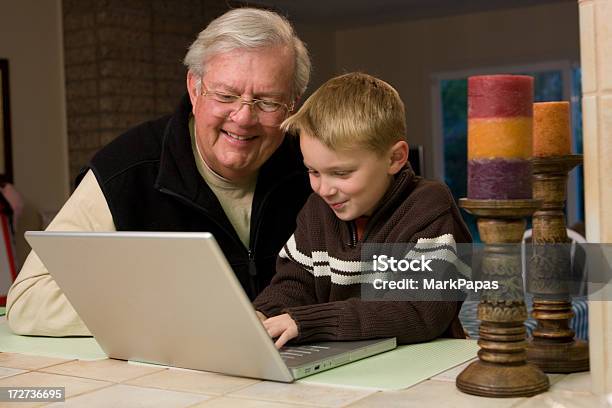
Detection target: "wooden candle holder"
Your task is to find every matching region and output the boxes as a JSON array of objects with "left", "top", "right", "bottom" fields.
[
  {"left": 456, "top": 199, "right": 549, "bottom": 398},
  {"left": 526, "top": 154, "right": 589, "bottom": 373}
]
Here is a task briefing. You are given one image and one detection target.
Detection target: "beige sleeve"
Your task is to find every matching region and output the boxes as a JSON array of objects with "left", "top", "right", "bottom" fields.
[{"left": 6, "top": 170, "right": 115, "bottom": 336}]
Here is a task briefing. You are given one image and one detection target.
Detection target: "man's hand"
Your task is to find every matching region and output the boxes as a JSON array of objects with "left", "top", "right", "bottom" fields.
[{"left": 262, "top": 313, "right": 298, "bottom": 349}]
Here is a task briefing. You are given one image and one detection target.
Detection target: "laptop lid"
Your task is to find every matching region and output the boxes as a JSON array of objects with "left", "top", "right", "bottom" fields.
[{"left": 25, "top": 231, "right": 294, "bottom": 382}]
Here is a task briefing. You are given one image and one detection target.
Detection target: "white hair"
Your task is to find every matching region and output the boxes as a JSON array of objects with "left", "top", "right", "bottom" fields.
[{"left": 184, "top": 8, "right": 311, "bottom": 99}]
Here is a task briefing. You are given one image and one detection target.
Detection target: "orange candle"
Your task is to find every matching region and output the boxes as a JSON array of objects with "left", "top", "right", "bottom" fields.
[{"left": 533, "top": 101, "right": 571, "bottom": 157}]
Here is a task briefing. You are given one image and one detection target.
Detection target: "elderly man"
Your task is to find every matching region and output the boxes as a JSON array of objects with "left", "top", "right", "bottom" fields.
[{"left": 7, "top": 8, "right": 312, "bottom": 336}]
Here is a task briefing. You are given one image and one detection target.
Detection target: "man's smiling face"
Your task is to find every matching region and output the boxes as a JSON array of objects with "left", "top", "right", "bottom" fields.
[{"left": 188, "top": 46, "right": 295, "bottom": 181}]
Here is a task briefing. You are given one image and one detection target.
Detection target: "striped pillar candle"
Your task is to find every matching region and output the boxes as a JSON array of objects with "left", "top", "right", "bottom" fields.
[
  {"left": 533, "top": 101, "right": 571, "bottom": 157},
  {"left": 467, "top": 75, "right": 534, "bottom": 199}
]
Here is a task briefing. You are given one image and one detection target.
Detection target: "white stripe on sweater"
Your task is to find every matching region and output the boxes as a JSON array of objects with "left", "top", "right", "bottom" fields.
[
  {"left": 279, "top": 233, "right": 471, "bottom": 286},
  {"left": 280, "top": 234, "right": 313, "bottom": 268},
  {"left": 312, "top": 251, "right": 370, "bottom": 273},
  {"left": 406, "top": 235, "right": 471, "bottom": 277},
  {"left": 412, "top": 233, "right": 457, "bottom": 251}
]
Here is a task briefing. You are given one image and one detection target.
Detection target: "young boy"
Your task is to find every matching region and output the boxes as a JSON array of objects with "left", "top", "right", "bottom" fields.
[{"left": 253, "top": 73, "right": 471, "bottom": 348}]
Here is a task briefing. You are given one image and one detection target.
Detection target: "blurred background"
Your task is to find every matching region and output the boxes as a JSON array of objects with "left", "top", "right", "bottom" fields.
[{"left": 0, "top": 0, "right": 581, "bottom": 264}]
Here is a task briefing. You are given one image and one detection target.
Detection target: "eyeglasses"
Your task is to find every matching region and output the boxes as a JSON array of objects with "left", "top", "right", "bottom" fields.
[{"left": 200, "top": 83, "right": 294, "bottom": 125}]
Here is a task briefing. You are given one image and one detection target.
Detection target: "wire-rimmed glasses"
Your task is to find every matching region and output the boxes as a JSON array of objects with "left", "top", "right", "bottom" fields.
[{"left": 200, "top": 83, "right": 294, "bottom": 126}]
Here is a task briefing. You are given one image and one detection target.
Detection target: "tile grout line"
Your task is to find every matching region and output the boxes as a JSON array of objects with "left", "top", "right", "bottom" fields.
[
  {"left": 342, "top": 390, "right": 383, "bottom": 407},
  {"left": 218, "top": 379, "right": 263, "bottom": 394},
  {"left": 115, "top": 366, "right": 170, "bottom": 383},
  {"left": 118, "top": 380, "right": 223, "bottom": 398},
  {"left": 0, "top": 357, "right": 78, "bottom": 371},
  {"left": 61, "top": 382, "right": 116, "bottom": 403},
  {"left": 185, "top": 394, "right": 224, "bottom": 407},
  {"left": 1, "top": 371, "right": 116, "bottom": 406},
  {"left": 0, "top": 367, "right": 28, "bottom": 380},
  {"left": 34, "top": 367, "right": 144, "bottom": 384},
  {"left": 119, "top": 369, "right": 263, "bottom": 396}
]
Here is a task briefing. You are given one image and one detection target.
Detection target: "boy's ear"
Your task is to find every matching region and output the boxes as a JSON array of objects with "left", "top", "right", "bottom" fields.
[{"left": 387, "top": 140, "right": 409, "bottom": 175}]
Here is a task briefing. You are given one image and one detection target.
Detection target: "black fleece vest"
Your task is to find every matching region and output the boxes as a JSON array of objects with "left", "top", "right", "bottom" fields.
[{"left": 79, "top": 95, "right": 311, "bottom": 299}]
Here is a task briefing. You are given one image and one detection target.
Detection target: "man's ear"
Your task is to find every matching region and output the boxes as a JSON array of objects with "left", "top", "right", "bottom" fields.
[
  {"left": 388, "top": 140, "right": 409, "bottom": 175},
  {"left": 186, "top": 71, "right": 199, "bottom": 114}
]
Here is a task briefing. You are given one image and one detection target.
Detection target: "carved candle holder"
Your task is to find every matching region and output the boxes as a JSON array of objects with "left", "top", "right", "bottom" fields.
[
  {"left": 456, "top": 199, "right": 549, "bottom": 398},
  {"left": 526, "top": 154, "right": 589, "bottom": 373}
]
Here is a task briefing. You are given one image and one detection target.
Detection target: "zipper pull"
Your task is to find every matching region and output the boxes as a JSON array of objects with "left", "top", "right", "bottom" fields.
[
  {"left": 248, "top": 250, "right": 258, "bottom": 299},
  {"left": 248, "top": 250, "right": 257, "bottom": 277},
  {"left": 348, "top": 222, "right": 357, "bottom": 247}
]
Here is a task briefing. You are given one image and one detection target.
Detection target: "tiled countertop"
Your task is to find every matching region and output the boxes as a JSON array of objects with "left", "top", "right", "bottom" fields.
[{"left": 0, "top": 352, "right": 600, "bottom": 407}]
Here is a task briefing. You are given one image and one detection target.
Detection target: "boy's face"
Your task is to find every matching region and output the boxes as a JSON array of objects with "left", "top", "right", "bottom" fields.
[{"left": 300, "top": 133, "right": 407, "bottom": 221}]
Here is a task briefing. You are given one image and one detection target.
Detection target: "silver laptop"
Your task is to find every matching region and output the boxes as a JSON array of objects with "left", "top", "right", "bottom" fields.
[{"left": 25, "top": 231, "right": 396, "bottom": 382}]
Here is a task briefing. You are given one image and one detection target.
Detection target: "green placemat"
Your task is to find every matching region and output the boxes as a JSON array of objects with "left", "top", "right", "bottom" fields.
[
  {"left": 298, "top": 339, "right": 478, "bottom": 390},
  {"left": 0, "top": 307, "right": 5, "bottom": 317},
  {"left": 0, "top": 322, "right": 107, "bottom": 360}
]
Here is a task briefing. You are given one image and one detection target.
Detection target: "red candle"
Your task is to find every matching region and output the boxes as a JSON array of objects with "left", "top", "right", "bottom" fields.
[{"left": 467, "top": 75, "right": 534, "bottom": 199}]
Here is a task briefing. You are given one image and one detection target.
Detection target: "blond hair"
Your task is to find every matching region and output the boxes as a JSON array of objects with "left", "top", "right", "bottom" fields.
[
  {"left": 184, "top": 8, "right": 311, "bottom": 100},
  {"left": 282, "top": 72, "right": 406, "bottom": 154}
]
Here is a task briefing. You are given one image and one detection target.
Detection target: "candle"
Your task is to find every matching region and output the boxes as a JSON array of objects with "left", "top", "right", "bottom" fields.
[
  {"left": 467, "top": 75, "right": 534, "bottom": 199},
  {"left": 533, "top": 101, "right": 571, "bottom": 157}
]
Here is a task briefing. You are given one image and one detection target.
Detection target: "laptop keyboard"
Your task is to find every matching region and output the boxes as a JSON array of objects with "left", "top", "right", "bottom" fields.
[{"left": 280, "top": 345, "right": 331, "bottom": 361}]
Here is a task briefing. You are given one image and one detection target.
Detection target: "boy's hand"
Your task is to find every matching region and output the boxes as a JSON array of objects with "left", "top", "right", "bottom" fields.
[
  {"left": 255, "top": 311, "right": 267, "bottom": 322},
  {"left": 262, "top": 313, "right": 298, "bottom": 349}
]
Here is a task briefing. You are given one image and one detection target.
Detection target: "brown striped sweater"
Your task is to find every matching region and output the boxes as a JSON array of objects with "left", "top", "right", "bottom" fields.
[{"left": 253, "top": 167, "right": 472, "bottom": 344}]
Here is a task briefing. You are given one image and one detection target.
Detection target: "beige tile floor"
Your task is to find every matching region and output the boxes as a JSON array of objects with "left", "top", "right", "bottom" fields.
[
  {"left": 46, "top": 384, "right": 211, "bottom": 408},
  {"left": 0, "top": 366, "right": 26, "bottom": 379},
  {"left": 125, "top": 367, "right": 260, "bottom": 395},
  {"left": 0, "top": 352, "right": 601, "bottom": 407},
  {"left": 0, "top": 370, "right": 111, "bottom": 408},
  {"left": 39, "top": 358, "right": 167, "bottom": 382},
  {"left": 227, "top": 381, "right": 377, "bottom": 407},
  {"left": 0, "top": 353, "right": 70, "bottom": 370},
  {"left": 191, "top": 397, "right": 317, "bottom": 407}
]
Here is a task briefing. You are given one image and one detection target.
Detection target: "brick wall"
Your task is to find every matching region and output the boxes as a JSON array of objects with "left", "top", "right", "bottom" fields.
[{"left": 62, "top": 0, "right": 230, "bottom": 184}]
